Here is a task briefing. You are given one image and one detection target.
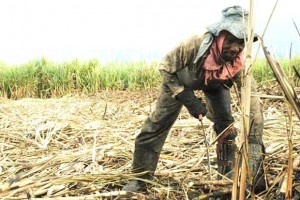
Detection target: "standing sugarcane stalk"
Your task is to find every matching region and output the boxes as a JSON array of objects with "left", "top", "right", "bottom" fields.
[
  {"left": 286, "top": 106, "right": 293, "bottom": 199},
  {"left": 238, "top": 1, "right": 255, "bottom": 199}
]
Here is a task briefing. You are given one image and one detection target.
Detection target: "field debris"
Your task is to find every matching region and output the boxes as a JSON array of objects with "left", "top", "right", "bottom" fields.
[{"left": 0, "top": 90, "right": 300, "bottom": 199}]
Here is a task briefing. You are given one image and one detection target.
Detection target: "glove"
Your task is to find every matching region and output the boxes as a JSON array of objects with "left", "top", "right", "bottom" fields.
[{"left": 176, "top": 89, "right": 207, "bottom": 118}]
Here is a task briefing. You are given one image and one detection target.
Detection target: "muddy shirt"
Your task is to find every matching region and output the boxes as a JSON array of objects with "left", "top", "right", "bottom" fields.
[{"left": 158, "top": 31, "right": 236, "bottom": 97}]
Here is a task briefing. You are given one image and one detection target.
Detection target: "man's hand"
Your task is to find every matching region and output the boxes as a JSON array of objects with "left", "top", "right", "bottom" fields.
[
  {"left": 198, "top": 99, "right": 207, "bottom": 119},
  {"left": 176, "top": 89, "right": 207, "bottom": 119},
  {"left": 198, "top": 114, "right": 203, "bottom": 121}
]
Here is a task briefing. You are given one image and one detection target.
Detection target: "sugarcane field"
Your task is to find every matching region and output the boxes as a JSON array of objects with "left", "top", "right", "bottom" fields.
[
  {"left": 1, "top": 1, "right": 300, "bottom": 200},
  {"left": 0, "top": 55, "right": 299, "bottom": 199}
]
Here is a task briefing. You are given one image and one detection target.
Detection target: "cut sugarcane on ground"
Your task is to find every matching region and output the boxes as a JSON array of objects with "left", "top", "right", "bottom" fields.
[{"left": 0, "top": 86, "right": 300, "bottom": 199}]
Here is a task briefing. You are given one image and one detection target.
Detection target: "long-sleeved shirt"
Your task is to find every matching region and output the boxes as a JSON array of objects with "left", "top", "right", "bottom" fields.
[{"left": 158, "top": 31, "right": 241, "bottom": 96}]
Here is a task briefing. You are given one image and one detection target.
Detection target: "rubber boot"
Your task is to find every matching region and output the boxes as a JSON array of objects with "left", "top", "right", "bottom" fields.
[
  {"left": 248, "top": 143, "right": 266, "bottom": 194},
  {"left": 216, "top": 127, "right": 237, "bottom": 180},
  {"left": 122, "top": 146, "right": 160, "bottom": 192},
  {"left": 215, "top": 127, "right": 237, "bottom": 200}
]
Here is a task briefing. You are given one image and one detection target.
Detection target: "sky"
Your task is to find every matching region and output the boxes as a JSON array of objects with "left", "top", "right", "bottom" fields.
[{"left": 0, "top": 0, "right": 299, "bottom": 65}]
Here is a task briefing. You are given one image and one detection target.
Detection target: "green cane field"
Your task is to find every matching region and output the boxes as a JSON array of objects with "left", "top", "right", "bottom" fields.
[{"left": 0, "top": 56, "right": 300, "bottom": 99}]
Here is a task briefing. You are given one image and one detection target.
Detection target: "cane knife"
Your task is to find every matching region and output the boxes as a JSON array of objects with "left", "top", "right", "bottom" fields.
[{"left": 200, "top": 120, "right": 212, "bottom": 180}]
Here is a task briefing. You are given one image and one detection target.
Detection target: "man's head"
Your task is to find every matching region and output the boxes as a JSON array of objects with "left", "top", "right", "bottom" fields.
[
  {"left": 221, "top": 31, "right": 245, "bottom": 61},
  {"left": 207, "top": 5, "right": 258, "bottom": 42}
]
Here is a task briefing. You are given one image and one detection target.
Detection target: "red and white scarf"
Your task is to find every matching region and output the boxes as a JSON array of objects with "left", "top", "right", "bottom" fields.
[{"left": 203, "top": 31, "right": 243, "bottom": 84}]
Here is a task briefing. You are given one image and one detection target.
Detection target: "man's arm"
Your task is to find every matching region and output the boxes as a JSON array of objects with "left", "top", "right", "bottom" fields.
[{"left": 158, "top": 34, "right": 207, "bottom": 119}]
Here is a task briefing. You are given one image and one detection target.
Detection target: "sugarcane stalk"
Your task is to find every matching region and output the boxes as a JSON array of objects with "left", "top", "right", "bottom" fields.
[
  {"left": 232, "top": 151, "right": 241, "bottom": 200},
  {"left": 188, "top": 180, "right": 232, "bottom": 186},
  {"left": 284, "top": 105, "right": 293, "bottom": 199},
  {"left": 262, "top": 45, "right": 300, "bottom": 119},
  {"left": 198, "top": 188, "right": 232, "bottom": 199},
  {"left": 238, "top": 1, "right": 255, "bottom": 199},
  {"left": 34, "top": 191, "right": 131, "bottom": 200}
]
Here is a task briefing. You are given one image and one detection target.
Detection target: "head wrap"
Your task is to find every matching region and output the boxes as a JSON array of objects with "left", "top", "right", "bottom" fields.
[
  {"left": 206, "top": 5, "right": 258, "bottom": 41},
  {"left": 203, "top": 31, "right": 243, "bottom": 84}
]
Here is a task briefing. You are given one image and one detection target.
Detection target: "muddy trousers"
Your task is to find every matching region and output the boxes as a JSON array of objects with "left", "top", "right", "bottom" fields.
[
  {"left": 132, "top": 85, "right": 183, "bottom": 178},
  {"left": 132, "top": 84, "right": 264, "bottom": 186}
]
